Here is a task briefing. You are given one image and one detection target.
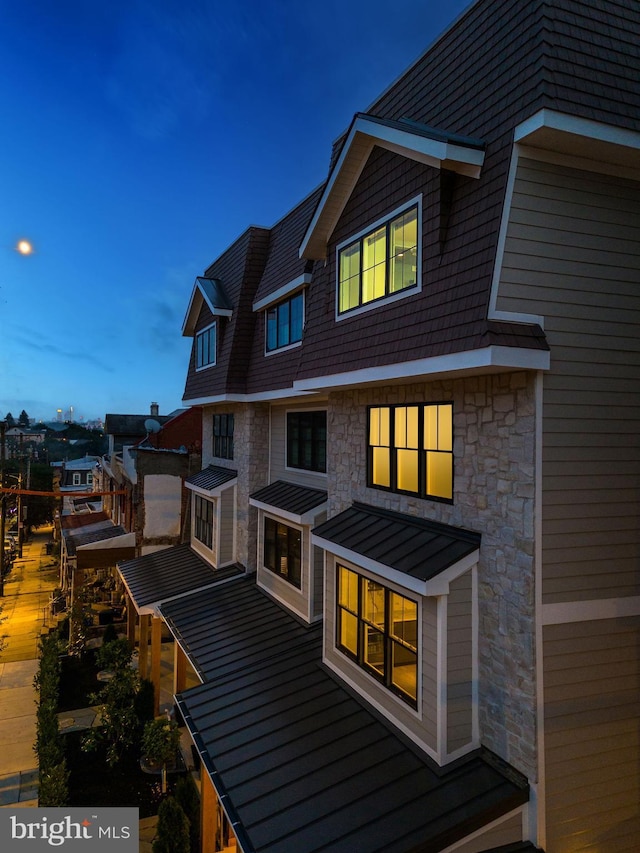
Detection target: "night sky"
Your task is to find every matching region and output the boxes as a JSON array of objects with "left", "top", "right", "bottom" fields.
[{"left": 0, "top": 0, "right": 470, "bottom": 423}]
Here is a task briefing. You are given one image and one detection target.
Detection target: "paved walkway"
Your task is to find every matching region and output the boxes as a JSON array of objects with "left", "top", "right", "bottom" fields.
[{"left": 0, "top": 526, "right": 59, "bottom": 807}]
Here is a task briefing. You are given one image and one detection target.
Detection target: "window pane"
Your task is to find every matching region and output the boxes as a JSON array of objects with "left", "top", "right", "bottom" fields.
[
  {"left": 339, "top": 243, "right": 360, "bottom": 312},
  {"left": 370, "top": 407, "right": 390, "bottom": 447},
  {"left": 362, "top": 226, "right": 386, "bottom": 304},
  {"left": 389, "top": 207, "right": 418, "bottom": 293},
  {"left": 427, "top": 450, "right": 453, "bottom": 499},
  {"left": 390, "top": 593, "right": 417, "bottom": 649},
  {"left": 290, "top": 293, "right": 303, "bottom": 343},
  {"left": 372, "top": 446, "right": 391, "bottom": 487},
  {"left": 438, "top": 404, "right": 453, "bottom": 451},
  {"left": 338, "top": 565, "right": 358, "bottom": 612},
  {"left": 364, "top": 625, "right": 385, "bottom": 676},
  {"left": 277, "top": 300, "right": 290, "bottom": 347},
  {"left": 363, "top": 579, "right": 385, "bottom": 629},
  {"left": 340, "top": 610, "right": 358, "bottom": 656},
  {"left": 395, "top": 406, "right": 419, "bottom": 449},
  {"left": 397, "top": 448, "right": 419, "bottom": 493},
  {"left": 391, "top": 643, "right": 417, "bottom": 702}
]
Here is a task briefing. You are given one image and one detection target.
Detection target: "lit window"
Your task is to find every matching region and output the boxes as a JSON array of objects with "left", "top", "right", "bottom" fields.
[
  {"left": 338, "top": 205, "right": 418, "bottom": 314},
  {"left": 287, "top": 411, "right": 326, "bottom": 473},
  {"left": 193, "top": 494, "right": 214, "bottom": 550},
  {"left": 368, "top": 403, "right": 453, "bottom": 501},
  {"left": 264, "top": 517, "right": 301, "bottom": 588},
  {"left": 72, "top": 472, "right": 81, "bottom": 486},
  {"left": 213, "top": 414, "right": 234, "bottom": 460},
  {"left": 266, "top": 292, "right": 304, "bottom": 352},
  {"left": 196, "top": 324, "right": 216, "bottom": 369},
  {"left": 337, "top": 565, "right": 418, "bottom": 707}
]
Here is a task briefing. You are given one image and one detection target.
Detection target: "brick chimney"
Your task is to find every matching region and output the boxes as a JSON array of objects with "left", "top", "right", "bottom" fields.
[{"left": 150, "top": 402, "right": 159, "bottom": 417}]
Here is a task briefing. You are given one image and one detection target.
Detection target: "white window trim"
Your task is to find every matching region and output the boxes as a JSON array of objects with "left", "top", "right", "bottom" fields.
[
  {"left": 195, "top": 321, "right": 217, "bottom": 372},
  {"left": 335, "top": 195, "right": 422, "bottom": 322},
  {"left": 191, "top": 492, "right": 217, "bottom": 563}
]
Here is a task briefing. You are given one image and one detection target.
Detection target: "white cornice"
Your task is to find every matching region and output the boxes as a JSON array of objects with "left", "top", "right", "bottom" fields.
[
  {"left": 293, "top": 345, "right": 550, "bottom": 393},
  {"left": 252, "top": 273, "right": 312, "bottom": 313}
]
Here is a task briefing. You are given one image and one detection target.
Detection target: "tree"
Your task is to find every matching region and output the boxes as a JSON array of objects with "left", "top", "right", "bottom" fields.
[
  {"left": 142, "top": 717, "right": 181, "bottom": 794},
  {"left": 153, "top": 797, "right": 190, "bottom": 853},
  {"left": 174, "top": 775, "right": 200, "bottom": 853},
  {"left": 18, "top": 409, "right": 30, "bottom": 427},
  {"left": 4, "top": 412, "right": 15, "bottom": 427}
]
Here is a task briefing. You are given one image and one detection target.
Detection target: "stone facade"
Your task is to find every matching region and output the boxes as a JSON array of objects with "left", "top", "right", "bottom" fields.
[{"left": 327, "top": 371, "right": 538, "bottom": 779}]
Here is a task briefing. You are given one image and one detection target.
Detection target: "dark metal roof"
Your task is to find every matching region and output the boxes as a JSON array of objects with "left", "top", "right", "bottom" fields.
[
  {"left": 313, "top": 502, "right": 480, "bottom": 582},
  {"left": 174, "top": 576, "right": 528, "bottom": 853},
  {"left": 186, "top": 465, "right": 237, "bottom": 492},
  {"left": 117, "top": 543, "right": 240, "bottom": 610},
  {"left": 64, "top": 522, "right": 129, "bottom": 556},
  {"left": 250, "top": 480, "right": 327, "bottom": 517},
  {"left": 196, "top": 277, "right": 233, "bottom": 313},
  {"left": 358, "top": 112, "right": 486, "bottom": 150},
  {"left": 160, "top": 573, "right": 319, "bottom": 682}
]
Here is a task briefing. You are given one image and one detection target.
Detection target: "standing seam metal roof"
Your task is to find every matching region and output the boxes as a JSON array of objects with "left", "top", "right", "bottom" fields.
[
  {"left": 170, "top": 576, "right": 528, "bottom": 853},
  {"left": 249, "top": 480, "right": 327, "bottom": 516}
]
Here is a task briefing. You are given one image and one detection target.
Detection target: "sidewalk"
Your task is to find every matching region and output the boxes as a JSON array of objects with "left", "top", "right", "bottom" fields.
[{"left": 0, "top": 526, "right": 59, "bottom": 807}]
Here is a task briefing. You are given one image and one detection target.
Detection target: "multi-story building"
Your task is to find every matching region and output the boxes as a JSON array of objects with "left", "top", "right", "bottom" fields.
[{"left": 118, "top": 1, "right": 640, "bottom": 850}]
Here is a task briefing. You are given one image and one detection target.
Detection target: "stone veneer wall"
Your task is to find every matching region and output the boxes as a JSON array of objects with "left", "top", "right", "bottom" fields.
[
  {"left": 201, "top": 403, "right": 269, "bottom": 571},
  {"left": 327, "top": 371, "right": 537, "bottom": 780}
]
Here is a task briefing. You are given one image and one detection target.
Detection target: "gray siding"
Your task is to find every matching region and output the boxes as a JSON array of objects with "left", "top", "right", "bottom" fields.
[
  {"left": 312, "top": 511, "right": 326, "bottom": 619},
  {"left": 497, "top": 157, "right": 640, "bottom": 603},
  {"left": 270, "top": 403, "right": 328, "bottom": 489},
  {"left": 447, "top": 570, "right": 473, "bottom": 754},
  {"left": 543, "top": 617, "right": 640, "bottom": 852},
  {"left": 256, "top": 514, "right": 311, "bottom": 622}
]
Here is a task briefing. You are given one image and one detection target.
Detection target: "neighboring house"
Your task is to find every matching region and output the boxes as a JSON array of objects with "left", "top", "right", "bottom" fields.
[{"left": 118, "top": 1, "right": 640, "bottom": 852}]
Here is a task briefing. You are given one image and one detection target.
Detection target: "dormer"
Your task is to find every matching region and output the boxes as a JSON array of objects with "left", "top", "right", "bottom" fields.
[
  {"left": 300, "top": 113, "right": 485, "bottom": 261},
  {"left": 185, "top": 465, "right": 237, "bottom": 568}
]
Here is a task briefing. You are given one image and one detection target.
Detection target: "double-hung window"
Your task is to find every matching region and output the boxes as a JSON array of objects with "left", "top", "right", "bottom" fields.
[
  {"left": 193, "top": 494, "right": 214, "bottom": 550},
  {"left": 338, "top": 202, "right": 418, "bottom": 315},
  {"left": 266, "top": 292, "right": 303, "bottom": 352},
  {"left": 368, "top": 402, "right": 453, "bottom": 501},
  {"left": 263, "top": 516, "right": 302, "bottom": 588},
  {"left": 196, "top": 323, "right": 216, "bottom": 369},
  {"left": 337, "top": 565, "right": 418, "bottom": 707},
  {"left": 213, "top": 414, "right": 234, "bottom": 460},
  {"left": 287, "top": 411, "right": 326, "bottom": 473}
]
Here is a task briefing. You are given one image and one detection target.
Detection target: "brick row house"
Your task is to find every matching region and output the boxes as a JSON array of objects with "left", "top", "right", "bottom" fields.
[{"left": 117, "top": 1, "right": 640, "bottom": 850}]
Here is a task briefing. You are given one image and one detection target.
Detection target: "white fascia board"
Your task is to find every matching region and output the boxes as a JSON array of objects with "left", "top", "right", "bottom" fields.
[
  {"left": 542, "top": 595, "right": 640, "bottom": 625},
  {"left": 250, "top": 497, "right": 327, "bottom": 526},
  {"left": 182, "top": 388, "right": 315, "bottom": 406},
  {"left": 182, "top": 280, "right": 232, "bottom": 337},
  {"left": 252, "top": 274, "right": 312, "bottom": 313},
  {"left": 311, "top": 535, "right": 479, "bottom": 597},
  {"left": 515, "top": 109, "right": 640, "bottom": 151},
  {"left": 300, "top": 116, "right": 485, "bottom": 259},
  {"left": 294, "top": 346, "right": 550, "bottom": 392}
]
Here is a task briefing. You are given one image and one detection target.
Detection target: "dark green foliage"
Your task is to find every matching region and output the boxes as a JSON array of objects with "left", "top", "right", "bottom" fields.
[
  {"left": 39, "top": 760, "right": 69, "bottom": 807},
  {"left": 96, "top": 636, "right": 132, "bottom": 672},
  {"left": 174, "top": 775, "right": 200, "bottom": 853},
  {"left": 101, "top": 623, "right": 118, "bottom": 646},
  {"left": 133, "top": 678, "right": 155, "bottom": 727},
  {"left": 153, "top": 796, "right": 190, "bottom": 853},
  {"left": 34, "top": 633, "right": 68, "bottom": 806},
  {"left": 18, "top": 410, "right": 30, "bottom": 427}
]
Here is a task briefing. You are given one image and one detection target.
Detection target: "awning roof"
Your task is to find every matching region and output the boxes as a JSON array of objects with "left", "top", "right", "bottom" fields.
[
  {"left": 249, "top": 480, "right": 327, "bottom": 523},
  {"left": 117, "top": 543, "right": 241, "bottom": 614},
  {"left": 312, "top": 503, "right": 480, "bottom": 595},
  {"left": 173, "top": 576, "right": 528, "bottom": 853},
  {"left": 182, "top": 276, "right": 233, "bottom": 336},
  {"left": 185, "top": 465, "right": 237, "bottom": 494}
]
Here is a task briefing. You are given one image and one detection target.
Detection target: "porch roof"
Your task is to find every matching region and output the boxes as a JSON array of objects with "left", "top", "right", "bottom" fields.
[
  {"left": 117, "top": 543, "right": 241, "bottom": 613},
  {"left": 249, "top": 479, "right": 327, "bottom": 522},
  {"left": 172, "top": 575, "right": 528, "bottom": 853},
  {"left": 185, "top": 465, "right": 237, "bottom": 493}
]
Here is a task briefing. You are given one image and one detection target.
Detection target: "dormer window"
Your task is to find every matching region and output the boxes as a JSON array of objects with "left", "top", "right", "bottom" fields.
[
  {"left": 337, "top": 200, "right": 419, "bottom": 317},
  {"left": 196, "top": 322, "right": 216, "bottom": 370},
  {"left": 266, "top": 292, "right": 304, "bottom": 352}
]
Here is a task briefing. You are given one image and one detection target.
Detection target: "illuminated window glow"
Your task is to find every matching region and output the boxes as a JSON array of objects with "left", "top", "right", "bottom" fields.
[
  {"left": 368, "top": 403, "right": 453, "bottom": 501},
  {"left": 337, "top": 565, "right": 418, "bottom": 707},
  {"left": 338, "top": 205, "right": 418, "bottom": 314},
  {"left": 264, "top": 517, "right": 302, "bottom": 588}
]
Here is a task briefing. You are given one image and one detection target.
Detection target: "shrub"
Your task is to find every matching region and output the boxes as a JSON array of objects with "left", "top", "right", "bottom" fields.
[
  {"left": 174, "top": 775, "right": 200, "bottom": 853},
  {"left": 153, "top": 796, "right": 190, "bottom": 853}
]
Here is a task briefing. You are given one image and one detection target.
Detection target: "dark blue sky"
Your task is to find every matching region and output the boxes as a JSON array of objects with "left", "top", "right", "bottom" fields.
[{"left": 0, "top": 0, "right": 470, "bottom": 422}]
